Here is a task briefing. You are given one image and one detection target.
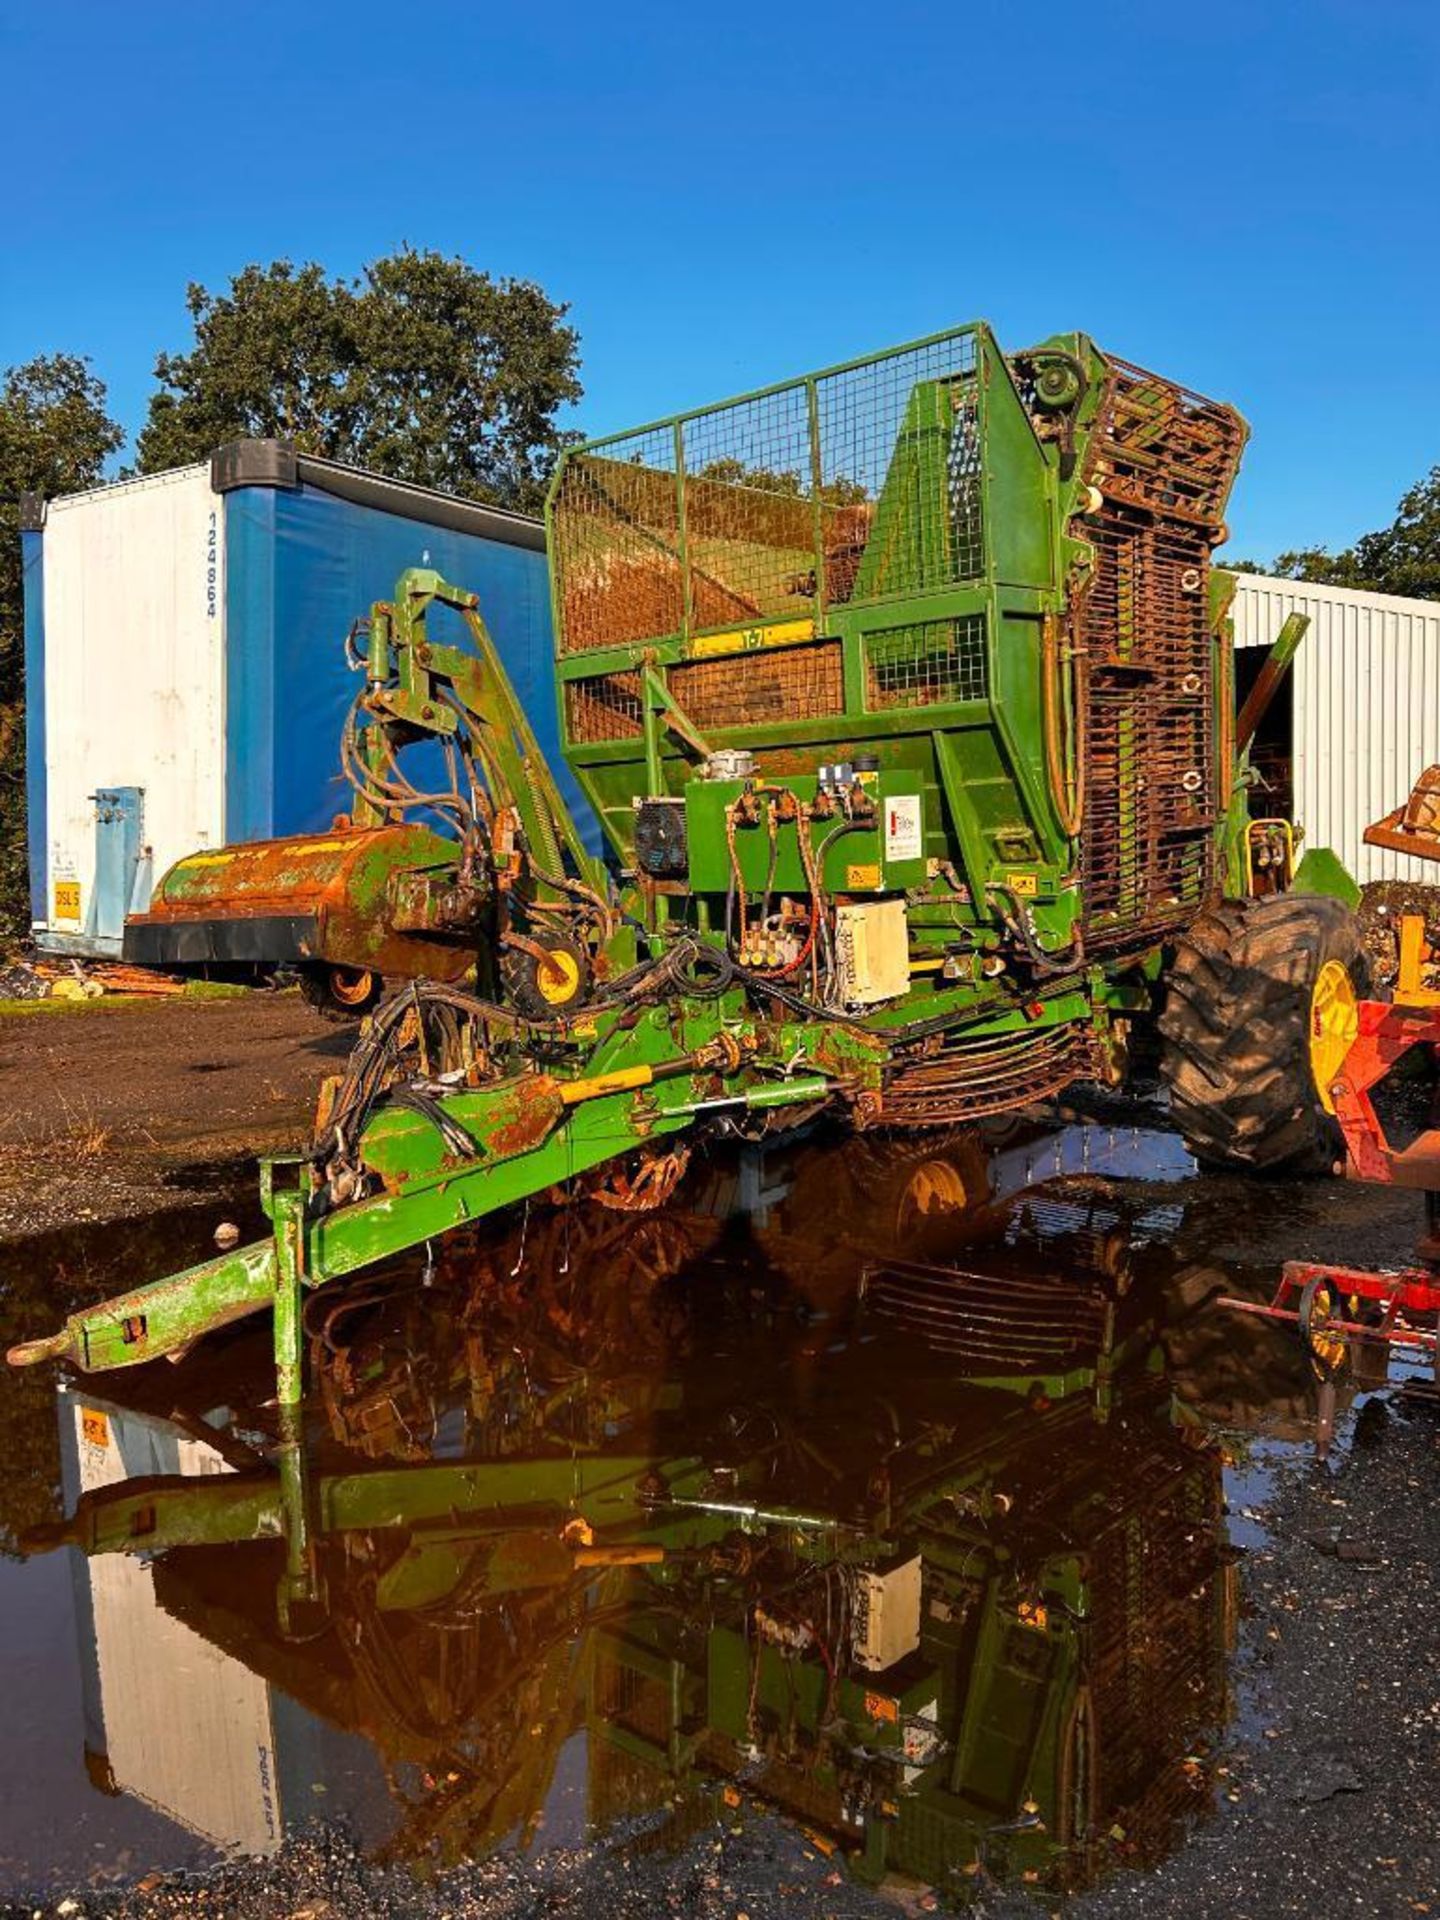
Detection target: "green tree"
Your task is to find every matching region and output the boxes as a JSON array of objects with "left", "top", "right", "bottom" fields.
[
  {"left": 136, "top": 249, "right": 582, "bottom": 512},
  {"left": 1347, "top": 465, "right": 1440, "bottom": 600},
  {"left": 1255, "top": 467, "right": 1440, "bottom": 599},
  {"left": 1268, "top": 545, "right": 1370, "bottom": 589},
  {"left": 0, "top": 356, "right": 123, "bottom": 943}
]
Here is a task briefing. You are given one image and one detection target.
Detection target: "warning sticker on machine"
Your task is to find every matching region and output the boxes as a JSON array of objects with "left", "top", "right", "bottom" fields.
[
  {"left": 884, "top": 795, "right": 923, "bottom": 863},
  {"left": 53, "top": 879, "right": 81, "bottom": 923}
]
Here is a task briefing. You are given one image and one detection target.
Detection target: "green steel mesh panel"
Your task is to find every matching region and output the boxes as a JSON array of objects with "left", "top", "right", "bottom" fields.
[
  {"left": 865, "top": 616, "right": 988, "bottom": 709},
  {"left": 668, "top": 639, "right": 845, "bottom": 732},
  {"left": 813, "top": 334, "right": 983, "bottom": 598},
  {"left": 567, "top": 669, "right": 644, "bottom": 742},
  {"left": 554, "top": 426, "right": 684, "bottom": 653},
  {"left": 552, "top": 330, "right": 984, "bottom": 656},
  {"left": 675, "top": 381, "right": 819, "bottom": 629}
]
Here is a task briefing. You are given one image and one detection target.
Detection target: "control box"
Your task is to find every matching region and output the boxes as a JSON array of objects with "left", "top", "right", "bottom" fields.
[
  {"left": 834, "top": 899, "right": 910, "bottom": 1006},
  {"left": 851, "top": 1554, "right": 923, "bottom": 1672}
]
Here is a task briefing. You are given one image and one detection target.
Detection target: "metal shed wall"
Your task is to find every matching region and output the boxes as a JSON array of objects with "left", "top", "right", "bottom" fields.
[{"left": 1231, "top": 574, "right": 1440, "bottom": 887}]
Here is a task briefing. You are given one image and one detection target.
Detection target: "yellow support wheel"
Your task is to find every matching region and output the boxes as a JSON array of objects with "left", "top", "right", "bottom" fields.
[
  {"left": 501, "top": 934, "right": 591, "bottom": 1019},
  {"left": 1309, "top": 957, "right": 1358, "bottom": 1114},
  {"left": 536, "top": 946, "right": 583, "bottom": 1008}
]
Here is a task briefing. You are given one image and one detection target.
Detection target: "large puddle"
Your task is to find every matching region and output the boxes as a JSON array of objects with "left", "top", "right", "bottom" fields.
[{"left": 0, "top": 1119, "right": 1338, "bottom": 1906}]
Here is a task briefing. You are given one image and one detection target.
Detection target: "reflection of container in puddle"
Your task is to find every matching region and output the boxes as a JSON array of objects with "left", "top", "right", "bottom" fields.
[{"left": 58, "top": 1386, "right": 388, "bottom": 1860}]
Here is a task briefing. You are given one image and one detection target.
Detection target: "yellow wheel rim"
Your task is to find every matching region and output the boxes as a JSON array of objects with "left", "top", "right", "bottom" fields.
[
  {"left": 537, "top": 948, "right": 582, "bottom": 1007},
  {"left": 901, "top": 1158, "right": 971, "bottom": 1219},
  {"left": 1306, "top": 1284, "right": 1348, "bottom": 1376},
  {"left": 330, "top": 966, "right": 376, "bottom": 1007},
  {"left": 1309, "top": 958, "right": 1358, "bottom": 1114}
]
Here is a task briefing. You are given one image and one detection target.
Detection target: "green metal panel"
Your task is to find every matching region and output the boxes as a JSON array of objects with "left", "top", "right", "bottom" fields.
[{"left": 683, "top": 771, "right": 930, "bottom": 895}]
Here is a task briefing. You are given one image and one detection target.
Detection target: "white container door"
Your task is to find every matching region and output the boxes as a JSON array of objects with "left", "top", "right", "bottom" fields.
[{"left": 40, "top": 465, "right": 225, "bottom": 946}]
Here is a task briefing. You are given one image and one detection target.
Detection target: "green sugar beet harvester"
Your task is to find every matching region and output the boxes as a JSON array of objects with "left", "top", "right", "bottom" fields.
[{"left": 9, "top": 322, "right": 1367, "bottom": 1401}]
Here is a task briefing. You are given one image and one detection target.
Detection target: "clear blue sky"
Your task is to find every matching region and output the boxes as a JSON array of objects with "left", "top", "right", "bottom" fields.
[{"left": 2, "top": 0, "right": 1436, "bottom": 562}]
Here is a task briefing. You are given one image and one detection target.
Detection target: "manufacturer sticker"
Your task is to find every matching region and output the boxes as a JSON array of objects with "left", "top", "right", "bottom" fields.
[{"left": 883, "top": 795, "right": 923, "bottom": 863}]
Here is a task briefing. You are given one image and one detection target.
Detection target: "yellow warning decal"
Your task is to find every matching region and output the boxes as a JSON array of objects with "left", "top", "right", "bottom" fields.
[
  {"left": 690, "top": 618, "right": 816, "bottom": 659},
  {"left": 845, "top": 863, "right": 882, "bottom": 890},
  {"left": 81, "top": 1408, "right": 110, "bottom": 1450},
  {"left": 864, "top": 1691, "right": 899, "bottom": 1725},
  {"left": 1006, "top": 872, "right": 1039, "bottom": 897},
  {"left": 53, "top": 879, "right": 81, "bottom": 922}
]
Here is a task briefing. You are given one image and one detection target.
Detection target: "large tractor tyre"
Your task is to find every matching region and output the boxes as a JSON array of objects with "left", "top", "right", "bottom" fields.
[{"left": 1158, "top": 894, "right": 1365, "bottom": 1175}]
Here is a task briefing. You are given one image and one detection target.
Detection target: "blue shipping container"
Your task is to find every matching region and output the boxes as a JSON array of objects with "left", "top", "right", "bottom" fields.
[{"left": 21, "top": 442, "right": 593, "bottom": 957}]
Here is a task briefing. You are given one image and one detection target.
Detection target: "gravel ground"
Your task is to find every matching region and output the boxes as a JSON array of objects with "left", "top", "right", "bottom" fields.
[
  {"left": 0, "top": 993, "right": 349, "bottom": 1238},
  {"left": 1358, "top": 879, "right": 1440, "bottom": 987}
]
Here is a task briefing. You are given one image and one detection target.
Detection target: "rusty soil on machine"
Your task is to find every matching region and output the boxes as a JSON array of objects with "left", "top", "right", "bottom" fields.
[{"left": 0, "top": 1099, "right": 1436, "bottom": 1916}]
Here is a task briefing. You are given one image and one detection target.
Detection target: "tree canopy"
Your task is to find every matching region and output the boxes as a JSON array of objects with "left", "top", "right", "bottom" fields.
[
  {"left": 1224, "top": 465, "right": 1440, "bottom": 600},
  {"left": 0, "top": 356, "right": 123, "bottom": 938},
  {"left": 136, "top": 249, "right": 583, "bottom": 512}
]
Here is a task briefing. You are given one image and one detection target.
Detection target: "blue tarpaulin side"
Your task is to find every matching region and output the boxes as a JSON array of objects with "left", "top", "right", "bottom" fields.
[
  {"left": 21, "top": 530, "right": 47, "bottom": 921},
  {"left": 222, "top": 481, "right": 596, "bottom": 853},
  {"left": 223, "top": 487, "right": 279, "bottom": 844}
]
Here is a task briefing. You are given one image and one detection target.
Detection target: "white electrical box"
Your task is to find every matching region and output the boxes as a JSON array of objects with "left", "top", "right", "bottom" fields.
[
  {"left": 851, "top": 1555, "right": 923, "bottom": 1672},
  {"left": 834, "top": 898, "right": 910, "bottom": 1006}
]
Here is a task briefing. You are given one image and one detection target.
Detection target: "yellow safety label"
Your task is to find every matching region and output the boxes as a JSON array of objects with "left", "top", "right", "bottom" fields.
[
  {"left": 81, "top": 1408, "right": 110, "bottom": 1450},
  {"left": 1007, "top": 872, "right": 1039, "bottom": 897},
  {"left": 690, "top": 618, "right": 815, "bottom": 659},
  {"left": 845, "top": 863, "right": 882, "bottom": 890},
  {"left": 53, "top": 879, "right": 81, "bottom": 922},
  {"left": 864, "top": 1691, "right": 899, "bottom": 1725}
]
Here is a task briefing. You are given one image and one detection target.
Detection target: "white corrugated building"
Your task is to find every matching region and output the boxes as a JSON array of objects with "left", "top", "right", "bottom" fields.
[{"left": 1230, "top": 573, "right": 1440, "bottom": 887}]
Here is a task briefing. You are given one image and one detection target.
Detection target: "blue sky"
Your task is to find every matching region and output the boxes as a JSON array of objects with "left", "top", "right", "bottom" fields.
[{"left": 2, "top": 0, "right": 1436, "bottom": 561}]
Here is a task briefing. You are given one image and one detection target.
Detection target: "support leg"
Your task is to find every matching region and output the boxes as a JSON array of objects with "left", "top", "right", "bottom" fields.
[
  {"left": 272, "top": 1188, "right": 306, "bottom": 1411},
  {"left": 275, "top": 1400, "right": 325, "bottom": 1637}
]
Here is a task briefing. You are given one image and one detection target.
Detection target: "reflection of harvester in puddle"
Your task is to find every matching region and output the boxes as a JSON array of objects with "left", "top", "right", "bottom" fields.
[{"left": 26, "top": 1181, "right": 1238, "bottom": 1901}]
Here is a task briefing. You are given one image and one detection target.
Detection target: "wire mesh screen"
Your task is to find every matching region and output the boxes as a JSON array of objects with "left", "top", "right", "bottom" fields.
[
  {"left": 552, "top": 427, "right": 684, "bottom": 653},
  {"left": 567, "top": 670, "right": 644, "bottom": 743},
  {"left": 816, "top": 341, "right": 983, "bottom": 598},
  {"left": 679, "top": 381, "right": 818, "bottom": 629},
  {"left": 551, "top": 330, "right": 985, "bottom": 657},
  {"left": 670, "top": 640, "right": 845, "bottom": 733},
  {"left": 565, "top": 643, "right": 846, "bottom": 740},
  {"left": 866, "top": 615, "right": 988, "bottom": 708}
]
